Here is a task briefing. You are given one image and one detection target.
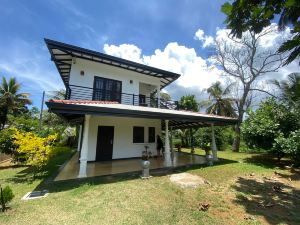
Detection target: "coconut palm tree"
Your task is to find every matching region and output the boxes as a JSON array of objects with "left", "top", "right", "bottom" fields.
[
  {"left": 204, "top": 82, "right": 236, "bottom": 117},
  {"left": 273, "top": 73, "right": 300, "bottom": 109},
  {"left": 0, "top": 77, "right": 31, "bottom": 129}
]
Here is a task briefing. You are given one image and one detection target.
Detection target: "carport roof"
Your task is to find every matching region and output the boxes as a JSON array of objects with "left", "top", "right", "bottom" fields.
[{"left": 46, "top": 100, "right": 238, "bottom": 128}]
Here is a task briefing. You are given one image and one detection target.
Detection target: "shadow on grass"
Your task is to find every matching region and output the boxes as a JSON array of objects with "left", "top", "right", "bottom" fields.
[
  {"left": 243, "top": 153, "right": 293, "bottom": 169},
  {"left": 232, "top": 176, "right": 300, "bottom": 225}
]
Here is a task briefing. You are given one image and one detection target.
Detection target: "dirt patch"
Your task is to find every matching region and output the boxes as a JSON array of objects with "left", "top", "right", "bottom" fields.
[{"left": 169, "top": 172, "right": 207, "bottom": 188}]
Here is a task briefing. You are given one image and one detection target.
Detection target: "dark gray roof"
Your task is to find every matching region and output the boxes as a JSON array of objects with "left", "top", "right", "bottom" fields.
[{"left": 45, "top": 38, "right": 180, "bottom": 88}]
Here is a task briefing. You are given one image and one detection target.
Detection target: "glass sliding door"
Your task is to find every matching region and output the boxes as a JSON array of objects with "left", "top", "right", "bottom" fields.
[{"left": 93, "top": 76, "right": 122, "bottom": 102}]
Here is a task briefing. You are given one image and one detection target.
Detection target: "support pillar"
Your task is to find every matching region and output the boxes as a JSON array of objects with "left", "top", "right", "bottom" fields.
[
  {"left": 170, "top": 126, "right": 173, "bottom": 153},
  {"left": 78, "top": 115, "right": 91, "bottom": 178},
  {"left": 77, "top": 125, "right": 82, "bottom": 152},
  {"left": 157, "top": 86, "right": 161, "bottom": 108},
  {"left": 164, "top": 120, "right": 171, "bottom": 163},
  {"left": 211, "top": 124, "right": 218, "bottom": 161}
]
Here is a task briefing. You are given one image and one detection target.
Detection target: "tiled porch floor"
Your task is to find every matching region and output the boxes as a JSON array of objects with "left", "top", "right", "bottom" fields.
[{"left": 55, "top": 152, "right": 206, "bottom": 181}]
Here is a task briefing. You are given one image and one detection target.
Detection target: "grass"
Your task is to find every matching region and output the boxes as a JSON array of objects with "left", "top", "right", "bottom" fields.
[{"left": 0, "top": 148, "right": 299, "bottom": 225}]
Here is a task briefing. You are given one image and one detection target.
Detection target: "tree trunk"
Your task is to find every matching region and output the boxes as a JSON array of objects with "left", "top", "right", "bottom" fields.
[{"left": 232, "top": 124, "right": 241, "bottom": 152}]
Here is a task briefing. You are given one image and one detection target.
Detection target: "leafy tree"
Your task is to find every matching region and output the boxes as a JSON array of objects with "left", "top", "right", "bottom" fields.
[
  {"left": 242, "top": 98, "right": 299, "bottom": 157},
  {"left": 273, "top": 130, "right": 300, "bottom": 165},
  {"left": 0, "top": 77, "right": 31, "bottom": 129},
  {"left": 204, "top": 81, "right": 236, "bottom": 117},
  {"left": 213, "top": 27, "right": 284, "bottom": 152},
  {"left": 160, "top": 92, "right": 171, "bottom": 102},
  {"left": 0, "top": 128, "right": 17, "bottom": 155},
  {"left": 222, "top": 0, "right": 300, "bottom": 65},
  {"left": 177, "top": 95, "right": 199, "bottom": 151},
  {"left": 178, "top": 95, "right": 199, "bottom": 112},
  {"left": 272, "top": 72, "right": 300, "bottom": 109}
]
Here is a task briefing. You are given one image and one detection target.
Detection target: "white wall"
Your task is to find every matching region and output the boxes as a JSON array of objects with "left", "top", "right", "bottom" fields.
[
  {"left": 86, "top": 115, "right": 161, "bottom": 160},
  {"left": 69, "top": 58, "right": 161, "bottom": 102}
]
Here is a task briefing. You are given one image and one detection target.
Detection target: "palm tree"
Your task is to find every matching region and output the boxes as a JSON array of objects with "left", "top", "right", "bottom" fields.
[
  {"left": 0, "top": 77, "right": 31, "bottom": 129},
  {"left": 273, "top": 73, "right": 300, "bottom": 109},
  {"left": 204, "top": 82, "right": 236, "bottom": 117}
]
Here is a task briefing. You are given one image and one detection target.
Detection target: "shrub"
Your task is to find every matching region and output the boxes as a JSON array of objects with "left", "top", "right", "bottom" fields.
[
  {"left": 13, "top": 130, "right": 58, "bottom": 172},
  {"left": 195, "top": 127, "right": 226, "bottom": 151},
  {"left": 0, "top": 185, "right": 14, "bottom": 212},
  {"left": 242, "top": 98, "right": 299, "bottom": 150},
  {"left": 0, "top": 128, "right": 17, "bottom": 155},
  {"left": 273, "top": 130, "right": 300, "bottom": 165}
]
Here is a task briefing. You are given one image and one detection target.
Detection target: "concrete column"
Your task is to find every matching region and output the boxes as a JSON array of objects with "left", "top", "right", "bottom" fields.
[
  {"left": 77, "top": 125, "right": 82, "bottom": 152},
  {"left": 211, "top": 124, "right": 218, "bottom": 161},
  {"left": 164, "top": 120, "right": 170, "bottom": 154},
  {"left": 157, "top": 86, "right": 160, "bottom": 108},
  {"left": 164, "top": 120, "right": 172, "bottom": 164},
  {"left": 170, "top": 126, "right": 173, "bottom": 153},
  {"left": 78, "top": 115, "right": 91, "bottom": 178}
]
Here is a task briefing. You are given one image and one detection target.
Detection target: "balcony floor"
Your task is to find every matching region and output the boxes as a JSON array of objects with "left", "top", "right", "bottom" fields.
[{"left": 55, "top": 152, "right": 206, "bottom": 181}]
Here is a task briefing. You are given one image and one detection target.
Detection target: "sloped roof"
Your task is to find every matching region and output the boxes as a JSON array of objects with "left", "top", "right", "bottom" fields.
[
  {"left": 46, "top": 99, "right": 238, "bottom": 128},
  {"left": 45, "top": 39, "right": 180, "bottom": 89}
]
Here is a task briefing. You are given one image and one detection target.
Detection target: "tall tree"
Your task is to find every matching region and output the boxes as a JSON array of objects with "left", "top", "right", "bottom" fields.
[
  {"left": 177, "top": 95, "right": 199, "bottom": 152},
  {"left": 213, "top": 28, "right": 284, "bottom": 151},
  {"left": 178, "top": 95, "right": 199, "bottom": 112},
  {"left": 205, "top": 81, "right": 236, "bottom": 117},
  {"left": 273, "top": 73, "right": 300, "bottom": 109},
  {"left": 222, "top": 0, "right": 300, "bottom": 65},
  {"left": 0, "top": 77, "right": 31, "bottom": 129}
]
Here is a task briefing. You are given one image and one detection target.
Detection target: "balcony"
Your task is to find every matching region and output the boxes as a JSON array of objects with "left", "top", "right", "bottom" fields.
[{"left": 65, "top": 84, "right": 178, "bottom": 109}]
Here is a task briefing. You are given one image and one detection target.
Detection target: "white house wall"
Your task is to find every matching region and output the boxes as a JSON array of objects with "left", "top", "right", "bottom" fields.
[
  {"left": 86, "top": 115, "right": 161, "bottom": 160},
  {"left": 69, "top": 58, "right": 161, "bottom": 101}
]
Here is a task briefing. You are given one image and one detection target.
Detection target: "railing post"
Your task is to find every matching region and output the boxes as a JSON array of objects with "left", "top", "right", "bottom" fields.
[{"left": 132, "top": 94, "right": 135, "bottom": 105}]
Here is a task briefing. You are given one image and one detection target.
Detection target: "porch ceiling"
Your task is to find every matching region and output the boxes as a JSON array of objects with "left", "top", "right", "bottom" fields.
[{"left": 46, "top": 100, "right": 237, "bottom": 128}]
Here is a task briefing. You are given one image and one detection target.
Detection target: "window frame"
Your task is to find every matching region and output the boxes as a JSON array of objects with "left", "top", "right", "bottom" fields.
[
  {"left": 148, "top": 127, "right": 155, "bottom": 143},
  {"left": 133, "top": 126, "right": 145, "bottom": 143}
]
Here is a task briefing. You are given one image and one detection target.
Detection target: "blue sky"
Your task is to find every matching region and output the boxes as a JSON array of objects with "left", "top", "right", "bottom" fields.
[{"left": 0, "top": 0, "right": 296, "bottom": 108}]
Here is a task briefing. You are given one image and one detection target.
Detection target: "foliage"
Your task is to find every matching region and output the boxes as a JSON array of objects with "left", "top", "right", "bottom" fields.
[
  {"left": 0, "top": 128, "right": 17, "bottom": 155},
  {"left": 273, "top": 130, "right": 300, "bottom": 164},
  {"left": 0, "top": 77, "right": 31, "bottom": 129},
  {"left": 272, "top": 73, "right": 300, "bottom": 109},
  {"left": 13, "top": 129, "right": 58, "bottom": 172},
  {"left": 0, "top": 185, "right": 14, "bottom": 212},
  {"left": 242, "top": 98, "right": 300, "bottom": 155},
  {"left": 194, "top": 127, "right": 227, "bottom": 151},
  {"left": 160, "top": 92, "right": 171, "bottom": 102},
  {"left": 178, "top": 95, "right": 199, "bottom": 112},
  {"left": 204, "top": 81, "right": 236, "bottom": 117},
  {"left": 222, "top": 0, "right": 300, "bottom": 65}
]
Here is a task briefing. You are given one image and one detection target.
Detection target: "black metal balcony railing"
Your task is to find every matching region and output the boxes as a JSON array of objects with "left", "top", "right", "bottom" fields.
[{"left": 65, "top": 84, "right": 166, "bottom": 108}]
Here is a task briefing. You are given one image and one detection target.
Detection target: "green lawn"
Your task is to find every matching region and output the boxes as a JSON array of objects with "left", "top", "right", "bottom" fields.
[{"left": 0, "top": 148, "right": 299, "bottom": 225}]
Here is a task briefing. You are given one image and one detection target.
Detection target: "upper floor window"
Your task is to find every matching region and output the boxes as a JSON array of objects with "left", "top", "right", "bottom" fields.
[
  {"left": 93, "top": 76, "right": 122, "bottom": 102},
  {"left": 133, "top": 126, "right": 144, "bottom": 143}
]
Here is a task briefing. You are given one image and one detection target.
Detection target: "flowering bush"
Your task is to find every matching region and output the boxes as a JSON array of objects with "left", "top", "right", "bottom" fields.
[{"left": 13, "top": 130, "right": 58, "bottom": 171}]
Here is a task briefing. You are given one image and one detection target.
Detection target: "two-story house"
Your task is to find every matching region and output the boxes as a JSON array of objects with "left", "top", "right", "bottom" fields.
[{"left": 45, "top": 39, "right": 237, "bottom": 179}]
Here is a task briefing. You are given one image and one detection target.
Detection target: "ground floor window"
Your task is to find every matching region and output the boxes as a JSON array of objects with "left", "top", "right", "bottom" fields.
[
  {"left": 148, "top": 127, "right": 155, "bottom": 143},
  {"left": 133, "top": 126, "right": 144, "bottom": 143}
]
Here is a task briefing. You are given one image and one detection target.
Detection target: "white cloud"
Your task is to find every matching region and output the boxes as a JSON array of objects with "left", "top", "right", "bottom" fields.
[
  {"left": 103, "top": 24, "right": 296, "bottom": 102},
  {"left": 104, "top": 42, "right": 222, "bottom": 92},
  {"left": 194, "top": 29, "right": 215, "bottom": 48},
  {"left": 103, "top": 44, "right": 143, "bottom": 63}
]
